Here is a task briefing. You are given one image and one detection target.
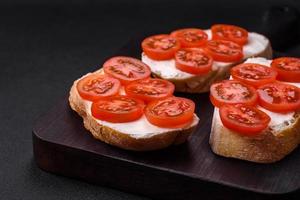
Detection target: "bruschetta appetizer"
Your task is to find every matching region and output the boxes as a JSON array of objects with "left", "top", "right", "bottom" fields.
[
  {"left": 141, "top": 24, "right": 272, "bottom": 93},
  {"left": 69, "top": 56, "right": 199, "bottom": 151},
  {"left": 209, "top": 57, "right": 300, "bottom": 163}
]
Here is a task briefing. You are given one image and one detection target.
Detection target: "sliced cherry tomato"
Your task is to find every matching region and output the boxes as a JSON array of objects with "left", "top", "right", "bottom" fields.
[
  {"left": 205, "top": 40, "right": 243, "bottom": 62},
  {"left": 170, "top": 28, "right": 208, "bottom": 48},
  {"left": 141, "top": 34, "right": 181, "bottom": 60},
  {"left": 257, "top": 82, "right": 300, "bottom": 113},
  {"left": 103, "top": 56, "right": 151, "bottom": 85},
  {"left": 91, "top": 95, "right": 144, "bottom": 123},
  {"left": 77, "top": 74, "right": 121, "bottom": 101},
  {"left": 231, "top": 63, "right": 277, "bottom": 87},
  {"left": 219, "top": 104, "right": 270, "bottom": 135},
  {"left": 211, "top": 24, "right": 248, "bottom": 45},
  {"left": 145, "top": 97, "right": 195, "bottom": 128},
  {"left": 174, "top": 48, "right": 213, "bottom": 74},
  {"left": 210, "top": 80, "right": 258, "bottom": 107},
  {"left": 271, "top": 57, "right": 300, "bottom": 82},
  {"left": 125, "top": 78, "right": 175, "bottom": 103}
]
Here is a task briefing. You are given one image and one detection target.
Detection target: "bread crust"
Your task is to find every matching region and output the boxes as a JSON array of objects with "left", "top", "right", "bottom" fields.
[
  {"left": 210, "top": 109, "right": 300, "bottom": 163},
  {"left": 69, "top": 80, "right": 198, "bottom": 151},
  {"left": 152, "top": 40, "right": 273, "bottom": 93}
]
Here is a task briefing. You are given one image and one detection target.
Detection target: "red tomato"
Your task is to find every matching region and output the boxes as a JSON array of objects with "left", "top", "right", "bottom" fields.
[
  {"left": 174, "top": 48, "right": 213, "bottom": 74},
  {"left": 271, "top": 57, "right": 300, "bottom": 82},
  {"left": 145, "top": 97, "right": 195, "bottom": 128},
  {"left": 219, "top": 104, "right": 270, "bottom": 135},
  {"left": 103, "top": 56, "right": 151, "bottom": 85},
  {"left": 210, "top": 80, "right": 258, "bottom": 107},
  {"left": 205, "top": 40, "right": 243, "bottom": 62},
  {"left": 257, "top": 82, "right": 300, "bottom": 113},
  {"left": 231, "top": 63, "right": 278, "bottom": 87},
  {"left": 77, "top": 74, "right": 121, "bottom": 101},
  {"left": 211, "top": 24, "right": 248, "bottom": 45},
  {"left": 141, "top": 34, "right": 181, "bottom": 60},
  {"left": 125, "top": 78, "right": 175, "bottom": 103},
  {"left": 170, "top": 28, "right": 208, "bottom": 48},
  {"left": 91, "top": 96, "right": 144, "bottom": 123}
]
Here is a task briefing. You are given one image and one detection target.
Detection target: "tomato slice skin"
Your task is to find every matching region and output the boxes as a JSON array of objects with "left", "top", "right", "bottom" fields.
[
  {"left": 210, "top": 80, "right": 258, "bottom": 107},
  {"left": 211, "top": 24, "right": 248, "bottom": 45},
  {"left": 257, "top": 82, "right": 300, "bottom": 113},
  {"left": 142, "top": 34, "right": 181, "bottom": 60},
  {"left": 231, "top": 63, "right": 278, "bottom": 87},
  {"left": 77, "top": 74, "right": 121, "bottom": 102},
  {"left": 205, "top": 40, "right": 243, "bottom": 62},
  {"left": 91, "top": 95, "right": 145, "bottom": 123},
  {"left": 145, "top": 97, "right": 195, "bottom": 128},
  {"left": 103, "top": 56, "right": 151, "bottom": 85},
  {"left": 271, "top": 57, "right": 300, "bottom": 82},
  {"left": 125, "top": 78, "right": 175, "bottom": 103},
  {"left": 170, "top": 28, "right": 208, "bottom": 48},
  {"left": 175, "top": 48, "right": 213, "bottom": 74},
  {"left": 219, "top": 104, "right": 270, "bottom": 135}
]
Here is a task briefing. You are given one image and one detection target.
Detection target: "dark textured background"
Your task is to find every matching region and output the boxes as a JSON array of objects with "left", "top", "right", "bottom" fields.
[{"left": 1, "top": 0, "right": 300, "bottom": 199}]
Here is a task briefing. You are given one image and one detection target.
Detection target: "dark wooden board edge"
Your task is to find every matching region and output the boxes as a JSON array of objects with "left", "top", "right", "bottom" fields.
[{"left": 33, "top": 128, "right": 296, "bottom": 200}]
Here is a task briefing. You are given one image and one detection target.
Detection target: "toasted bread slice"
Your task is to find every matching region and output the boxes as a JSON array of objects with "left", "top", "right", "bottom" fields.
[
  {"left": 142, "top": 31, "right": 272, "bottom": 93},
  {"left": 69, "top": 70, "right": 199, "bottom": 151},
  {"left": 209, "top": 58, "right": 300, "bottom": 163}
]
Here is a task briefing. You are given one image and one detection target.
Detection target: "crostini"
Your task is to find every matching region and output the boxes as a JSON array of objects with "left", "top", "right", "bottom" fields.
[
  {"left": 209, "top": 57, "right": 300, "bottom": 163},
  {"left": 141, "top": 24, "right": 272, "bottom": 93},
  {"left": 69, "top": 56, "right": 199, "bottom": 151}
]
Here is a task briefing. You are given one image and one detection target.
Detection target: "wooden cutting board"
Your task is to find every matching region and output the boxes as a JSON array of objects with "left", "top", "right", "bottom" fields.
[{"left": 33, "top": 36, "right": 300, "bottom": 199}]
